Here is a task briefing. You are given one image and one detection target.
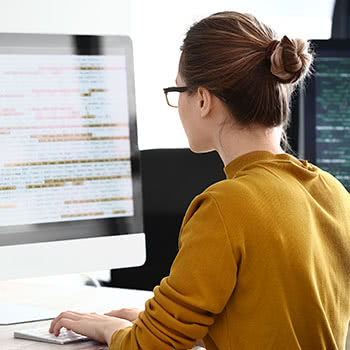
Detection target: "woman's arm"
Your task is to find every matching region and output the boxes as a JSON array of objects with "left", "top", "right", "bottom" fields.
[{"left": 50, "top": 192, "right": 236, "bottom": 350}]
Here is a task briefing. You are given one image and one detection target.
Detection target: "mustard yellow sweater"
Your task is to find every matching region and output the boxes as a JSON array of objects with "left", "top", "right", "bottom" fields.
[{"left": 110, "top": 151, "right": 350, "bottom": 350}]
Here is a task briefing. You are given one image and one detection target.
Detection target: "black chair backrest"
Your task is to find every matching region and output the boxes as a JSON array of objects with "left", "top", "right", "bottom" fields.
[
  {"left": 141, "top": 148, "right": 225, "bottom": 216},
  {"left": 108, "top": 148, "right": 225, "bottom": 290}
]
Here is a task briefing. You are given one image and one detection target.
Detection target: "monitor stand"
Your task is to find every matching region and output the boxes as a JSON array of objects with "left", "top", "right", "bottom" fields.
[{"left": 0, "top": 303, "right": 56, "bottom": 325}]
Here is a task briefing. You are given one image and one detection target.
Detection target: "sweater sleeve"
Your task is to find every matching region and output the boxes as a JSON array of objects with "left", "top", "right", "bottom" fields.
[{"left": 109, "top": 192, "right": 238, "bottom": 350}]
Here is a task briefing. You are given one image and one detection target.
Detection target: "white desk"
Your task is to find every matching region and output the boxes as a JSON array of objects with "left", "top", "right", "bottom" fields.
[
  {"left": 1, "top": 280, "right": 348, "bottom": 350},
  {"left": 0, "top": 280, "right": 205, "bottom": 350},
  {"left": 0, "top": 279, "right": 153, "bottom": 350}
]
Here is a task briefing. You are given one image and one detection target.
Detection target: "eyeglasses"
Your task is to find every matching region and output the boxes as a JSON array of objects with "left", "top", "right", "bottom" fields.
[{"left": 163, "top": 86, "right": 188, "bottom": 108}]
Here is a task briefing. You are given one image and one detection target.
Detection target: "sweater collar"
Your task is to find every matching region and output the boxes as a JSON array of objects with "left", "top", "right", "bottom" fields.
[{"left": 223, "top": 151, "right": 301, "bottom": 179}]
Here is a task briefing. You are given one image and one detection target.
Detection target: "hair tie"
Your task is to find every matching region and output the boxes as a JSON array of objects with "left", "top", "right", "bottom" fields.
[{"left": 265, "top": 40, "right": 280, "bottom": 59}]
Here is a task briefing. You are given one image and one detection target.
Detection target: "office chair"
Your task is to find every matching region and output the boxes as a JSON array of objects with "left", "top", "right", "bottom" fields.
[{"left": 106, "top": 148, "right": 225, "bottom": 291}]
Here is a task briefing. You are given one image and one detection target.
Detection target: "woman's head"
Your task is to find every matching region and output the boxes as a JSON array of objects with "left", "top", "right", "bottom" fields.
[{"left": 178, "top": 11, "right": 314, "bottom": 150}]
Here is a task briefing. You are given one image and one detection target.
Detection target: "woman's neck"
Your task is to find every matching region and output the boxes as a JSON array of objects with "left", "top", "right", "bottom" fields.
[{"left": 215, "top": 124, "right": 285, "bottom": 166}]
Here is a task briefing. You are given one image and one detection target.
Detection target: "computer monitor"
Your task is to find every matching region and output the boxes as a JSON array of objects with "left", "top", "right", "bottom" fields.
[
  {"left": 301, "top": 39, "right": 350, "bottom": 192},
  {"left": 0, "top": 34, "right": 146, "bottom": 323}
]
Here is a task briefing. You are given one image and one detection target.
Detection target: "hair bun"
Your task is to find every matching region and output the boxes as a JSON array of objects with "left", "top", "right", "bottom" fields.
[{"left": 269, "top": 35, "right": 313, "bottom": 84}]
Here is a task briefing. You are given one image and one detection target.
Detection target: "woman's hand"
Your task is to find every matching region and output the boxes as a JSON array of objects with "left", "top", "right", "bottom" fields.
[
  {"left": 49, "top": 311, "right": 132, "bottom": 345},
  {"left": 104, "top": 307, "right": 142, "bottom": 323}
]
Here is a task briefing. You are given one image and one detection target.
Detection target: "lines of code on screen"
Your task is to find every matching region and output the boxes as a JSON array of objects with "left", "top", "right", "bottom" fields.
[
  {"left": 315, "top": 57, "right": 350, "bottom": 191},
  {"left": 0, "top": 54, "right": 134, "bottom": 226}
]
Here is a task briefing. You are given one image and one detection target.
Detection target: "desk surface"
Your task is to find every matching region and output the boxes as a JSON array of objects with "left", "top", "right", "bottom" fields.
[
  {"left": 0, "top": 279, "right": 153, "bottom": 350},
  {"left": 2, "top": 280, "right": 348, "bottom": 350}
]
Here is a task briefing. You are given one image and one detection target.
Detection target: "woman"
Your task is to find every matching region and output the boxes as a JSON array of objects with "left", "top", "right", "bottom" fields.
[{"left": 49, "top": 11, "right": 350, "bottom": 350}]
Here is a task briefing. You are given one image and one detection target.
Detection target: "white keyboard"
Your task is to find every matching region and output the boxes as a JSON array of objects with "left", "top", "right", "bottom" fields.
[
  {"left": 14, "top": 325, "right": 206, "bottom": 349},
  {"left": 14, "top": 325, "right": 89, "bottom": 345}
]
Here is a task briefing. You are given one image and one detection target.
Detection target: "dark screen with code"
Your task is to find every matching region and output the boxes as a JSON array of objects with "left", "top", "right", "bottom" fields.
[{"left": 314, "top": 57, "right": 350, "bottom": 191}]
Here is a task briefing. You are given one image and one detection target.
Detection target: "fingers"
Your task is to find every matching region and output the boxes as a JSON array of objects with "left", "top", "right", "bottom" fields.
[
  {"left": 49, "top": 311, "right": 82, "bottom": 334},
  {"left": 52, "top": 318, "right": 76, "bottom": 337},
  {"left": 49, "top": 310, "right": 134, "bottom": 345},
  {"left": 104, "top": 310, "right": 124, "bottom": 317},
  {"left": 49, "top": 311, "right": 109, "bottom": 344},
  {"left": 104, "top": 308, "right": 141, "bottom": 323}
]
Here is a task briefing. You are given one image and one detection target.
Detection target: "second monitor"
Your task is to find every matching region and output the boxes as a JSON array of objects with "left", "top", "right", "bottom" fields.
[{"left": 301, "top": 39, "right": 350, "bottom": 192}]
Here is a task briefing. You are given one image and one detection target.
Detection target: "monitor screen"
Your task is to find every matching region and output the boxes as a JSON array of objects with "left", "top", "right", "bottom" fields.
[
  {"left": 303, "top": 39, "right": 350, "bottom": 192},
  {"left": 0, "top": 34, "right": 145, "bottom": 279}
]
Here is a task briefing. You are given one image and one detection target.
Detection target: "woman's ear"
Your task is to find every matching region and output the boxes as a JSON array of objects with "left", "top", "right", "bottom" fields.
[{"left": 197, "top": 87, "right": 212, "bottom": 118}]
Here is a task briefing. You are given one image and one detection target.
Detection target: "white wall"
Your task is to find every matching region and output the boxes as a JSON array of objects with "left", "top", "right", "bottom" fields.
[
  {"left": 131, "top": 0, "right": 336, "bottom": 150},
  {"left": 0, "top": 0, "right": 130, "bottom": 35}
]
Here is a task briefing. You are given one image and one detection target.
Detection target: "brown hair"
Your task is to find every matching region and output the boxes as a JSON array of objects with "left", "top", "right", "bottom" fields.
[{"left": 179, "top": 11, "right": 314, "bottom": 150}]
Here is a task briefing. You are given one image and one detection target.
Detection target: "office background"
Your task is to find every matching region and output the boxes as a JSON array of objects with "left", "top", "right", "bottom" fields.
[
  {"left": 0, "top": 0, "right": 346, "bottom": 287},
  {"left": 0, "top": 3, "right": 348, "bottom": 348},
  {"left": 0, "top": 0, "right": 335, "bottom": 152}
]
